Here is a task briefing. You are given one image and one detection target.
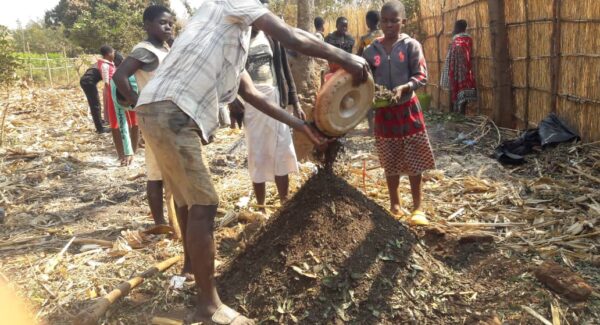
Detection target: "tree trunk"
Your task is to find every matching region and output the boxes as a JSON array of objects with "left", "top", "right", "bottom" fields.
[
  {"left": 291, "top": 0, "right": 315, "bottom": 97},
  {"left": 290, "top": 0, "right": 317, "bottom": 160}
]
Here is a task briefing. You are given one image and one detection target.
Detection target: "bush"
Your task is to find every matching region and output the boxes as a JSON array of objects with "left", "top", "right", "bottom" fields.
[{"left": 0, "top": 26, "right": 20, "bottom": 89}]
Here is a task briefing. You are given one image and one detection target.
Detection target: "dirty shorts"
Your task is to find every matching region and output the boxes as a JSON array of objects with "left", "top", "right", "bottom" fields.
[{"left": 136, "top": 101, "right": 219, "bottom": 207}]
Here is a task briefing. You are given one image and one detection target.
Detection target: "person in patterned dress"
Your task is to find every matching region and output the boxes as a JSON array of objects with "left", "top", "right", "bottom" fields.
[
  {"left": 441, "top": 19, "right": 477, "bottom": 113},
  {"left": 363, "top": 1, "right": 435, "bottom": 226}
]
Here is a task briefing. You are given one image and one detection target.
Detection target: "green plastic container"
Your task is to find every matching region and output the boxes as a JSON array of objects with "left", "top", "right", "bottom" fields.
[
  {"left": 417, "top": 93, "right": 432, "bottom": 111},
  {"left": 372, "top": 98, "right": 391, "bottom": 109}
]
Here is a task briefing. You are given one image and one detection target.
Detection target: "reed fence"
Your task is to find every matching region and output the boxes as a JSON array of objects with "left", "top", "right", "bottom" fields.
[{"left": 418, "top": 0, "right": 600, "bottom": 141}]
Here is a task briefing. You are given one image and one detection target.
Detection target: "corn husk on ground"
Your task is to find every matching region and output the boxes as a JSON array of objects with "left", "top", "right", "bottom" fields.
[{"left": 0, "top": 87, "right": 598, "bottom": 323}]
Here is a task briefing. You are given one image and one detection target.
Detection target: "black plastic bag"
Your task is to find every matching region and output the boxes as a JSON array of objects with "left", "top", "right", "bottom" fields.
[
  {"left": 493, "top": 113, "right": 579, "bottom": 165},
  {"left": 538, "top": 113, "right": 580, "bottom": 146}
]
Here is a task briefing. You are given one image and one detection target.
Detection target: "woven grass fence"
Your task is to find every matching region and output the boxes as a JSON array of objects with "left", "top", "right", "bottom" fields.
[{"left": 418, "top": 0, "right": 600, "bottom": 141}]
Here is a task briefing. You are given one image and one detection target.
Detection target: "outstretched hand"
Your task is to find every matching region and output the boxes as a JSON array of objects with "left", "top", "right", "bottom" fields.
[
  {"left": 340, "top": 54, "right": 370, "bottom": 86},
  {"left": 299, "top": 122, "right": 334, "bottom": 151},
  {"left": 120, "top": 155, "right": 133, "bottom": 167},
  {"left": 393, "top": 84, "right": 411, "bottom": 99},
  {"left": 293, "top": 103, "right": 307, "bottom": 121}
]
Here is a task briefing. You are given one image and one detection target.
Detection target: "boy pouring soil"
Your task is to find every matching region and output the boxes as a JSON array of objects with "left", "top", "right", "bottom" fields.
[{"left": 362, "top": 1, "right": 435, "bottom": 226}]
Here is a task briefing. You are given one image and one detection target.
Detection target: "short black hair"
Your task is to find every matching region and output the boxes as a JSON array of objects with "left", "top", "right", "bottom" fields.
[
  {"left": 366, "top": 10, "right": 380, "bottom": 25},
  {"left": 259, "top": 0, "right": 269, "bottom": 4},
  {"left": 100, "top": 45, "right": 113, "bottom": 56},
  {"left": 314, "top": 17, "right": 324, "bottom": 29},
  {"left": 336, "top": 17, "right": 348, "bottom": 26},
  {"left": 143, "top": 5, "right": 171, "bottom": 23},
  {"left": 455, "top": 19, "right": 468, "bottom": 33},
  {"left": 381, "top": 1, "right": 406, "bottom": 19}
]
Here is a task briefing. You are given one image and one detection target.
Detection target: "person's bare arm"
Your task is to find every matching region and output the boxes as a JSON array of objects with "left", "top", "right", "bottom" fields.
[
  {"left": 237, "top": 71, "right": 326, "bottom": 146},
  {"left": 112, "top": 57, "right": 144, "bottom": 107},
  {"left": 253, "top": 13, "right": 369, "bottom": 86}
]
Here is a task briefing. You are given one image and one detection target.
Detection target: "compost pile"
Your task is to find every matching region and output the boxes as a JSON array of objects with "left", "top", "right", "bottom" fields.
[
  {"left": 218, "top": 171, "right": 415, "bottom": 323},
  {"left": 217, "top": 171, "right": 546, "bottom": 324}
]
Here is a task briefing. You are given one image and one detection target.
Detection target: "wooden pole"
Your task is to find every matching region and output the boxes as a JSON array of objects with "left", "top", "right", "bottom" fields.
[
  {"left": 26, "top": 42, "right": 33, "bottom": 83},
  {"left": 437, "top": 0, "right": 446, "bottom": 111},
  {"left": 45, "top": 53, "right": 53, "bottom": 88},
  {"left": 487, "top": 0, "right": 515, "bottom": 128},
  {"left": 524, "top": 0, "right": 530, "bottom": 127},
  {"left": 63, "top": 47, "right": 71, "bottom": 85},
  {"left": 550, "top": 0, "right": 562, "bottom": 114},
  {"left": 164, "top": 185, "right": 182, "bottom": 239},
  {"left": 474, "top": 0, "right": 482, "bottom": 115},
  {"left": 72, "top": 255, "right": 181, "bottom": 325}
]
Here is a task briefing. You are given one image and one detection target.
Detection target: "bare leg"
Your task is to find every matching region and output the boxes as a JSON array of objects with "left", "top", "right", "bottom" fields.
[
  {"left": 111, "top": 128, "right": 125, "bottom": 161},
  {"left": 252, "top": 182, "right": 266, "bottom": 212},
  {"left": 274, "top": 175, "right": 289, "bottom": 202},
  {"left": 130, "top": 125, "right": 139, "bottom": 153},
  {"left": 408, "top": 174, "right": 422, "bottom": 211},
  {"left": 176, "top": 204, "right": 192, "bottom": 276},
  {"left": 187, "top": 205, "right": 221, "bottom": 319},
  {"left": 147, "top": 180, "right": 166, "bottom": 225},
  {"left": 386, "top": 175, "right": 401, "bottom": 214}
]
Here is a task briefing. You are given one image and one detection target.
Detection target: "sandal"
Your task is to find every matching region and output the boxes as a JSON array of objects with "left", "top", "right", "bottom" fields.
[
  {"left": 187, "top": 304, "right": 254, "bottom": 325},
  {"left": 408, "top": 210, "right": 430, "bottom": 226}
]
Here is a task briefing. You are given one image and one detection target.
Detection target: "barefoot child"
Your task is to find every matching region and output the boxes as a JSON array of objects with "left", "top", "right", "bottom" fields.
[
  {"left": 363, "top": 1, "right": 435, "bottom": 226},
  {"left": 231, "top": 1, "right": 305, "bottom": 211},
  {"left": 97, "top": 46, "right": 124, "bottom": 156},
  {"left": 113, "top": 5, "right": 182, "bottom": 263}
]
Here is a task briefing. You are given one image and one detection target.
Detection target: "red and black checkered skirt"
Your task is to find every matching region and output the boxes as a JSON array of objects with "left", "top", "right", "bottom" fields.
[{"left": 374, "top": 96, "right": 435, "bottom": 176}]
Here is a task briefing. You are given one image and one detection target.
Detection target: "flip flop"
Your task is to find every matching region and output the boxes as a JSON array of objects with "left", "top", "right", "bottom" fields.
[
  {"left": 187, "top": 304, "right": 255, "bottom": 325},
  {"left": 409, "top": 210, "right": 430, "bottom": 226}
]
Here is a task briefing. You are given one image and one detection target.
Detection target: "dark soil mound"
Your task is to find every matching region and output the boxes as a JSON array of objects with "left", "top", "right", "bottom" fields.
[
  {"left": 217, "top": 173, "right": 559, "bottom": 324},
  {"left": 218, "top": 172, "right": 416, "bottom": 323}
]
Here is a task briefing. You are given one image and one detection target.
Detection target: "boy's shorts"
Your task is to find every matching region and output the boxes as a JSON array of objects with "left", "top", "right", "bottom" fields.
[
  {"left": 137, "top": 101, "right": 219, "bottom": 207},
  {"left": 144, "top": 143, "right": 162, "bottom": 181}
]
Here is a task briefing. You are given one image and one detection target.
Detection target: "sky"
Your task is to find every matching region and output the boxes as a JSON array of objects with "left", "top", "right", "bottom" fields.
[
  {"left": 1, "top": 0, "right": 60, "bottom": 29},
  {"left": 0, "top": 0, "right": 201, "bottom": 30}
]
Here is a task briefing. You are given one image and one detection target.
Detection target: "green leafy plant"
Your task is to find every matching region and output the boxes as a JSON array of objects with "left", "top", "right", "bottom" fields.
[{"left": 0, "top": 25, "right": 21, "bottom": 146}]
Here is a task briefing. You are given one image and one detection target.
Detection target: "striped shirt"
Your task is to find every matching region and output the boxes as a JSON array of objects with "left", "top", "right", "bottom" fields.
[{"left": 136, "top": 0, "right": 269, "bottom": 142}]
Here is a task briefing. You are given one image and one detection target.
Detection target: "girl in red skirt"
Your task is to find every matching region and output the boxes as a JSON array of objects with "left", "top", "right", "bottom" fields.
[{"left": 363, "top": 1, "right": 435, "bottom": 225}]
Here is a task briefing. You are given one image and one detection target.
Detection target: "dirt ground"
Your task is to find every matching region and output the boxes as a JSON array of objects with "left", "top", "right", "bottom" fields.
[{"left": 0, "top": 86, "right": 599, "bottom": 324}]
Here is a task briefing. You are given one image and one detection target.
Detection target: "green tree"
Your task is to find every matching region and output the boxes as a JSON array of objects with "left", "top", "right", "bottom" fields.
[
  {"left": 45, "top": 0, "right": 172, "bottom": 53},
  {"left": 0, "top": 26, "right": 20, "bottom": 89},
  {"left": 13, "top": 21, "right": 77, "bottom": 55}
]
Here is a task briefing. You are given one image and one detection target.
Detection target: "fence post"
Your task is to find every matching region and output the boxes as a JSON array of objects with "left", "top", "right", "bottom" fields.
[
  {"left": 45, "top": 53, "right": 54, "bottom": 88},
  {"left": 487, "top": 0, "right": 514, "bottom": 128},
  {"left": 524, "top": 0, "right": 530, "bottom": 127},
  {"left": 550, "top": 0, "right": 562, "bottom": 114},
  {"left": 63, "top": 47, "right": 71, "bottom": 85},
  {"left": 28, "top": 58, "right": 33, "bottom": 82},
  {"left": 26, "top": 42, "right": 33, "bottom": 86},
  {"left": 436, "top": 1, "right": 446, "bottom": 111}
]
